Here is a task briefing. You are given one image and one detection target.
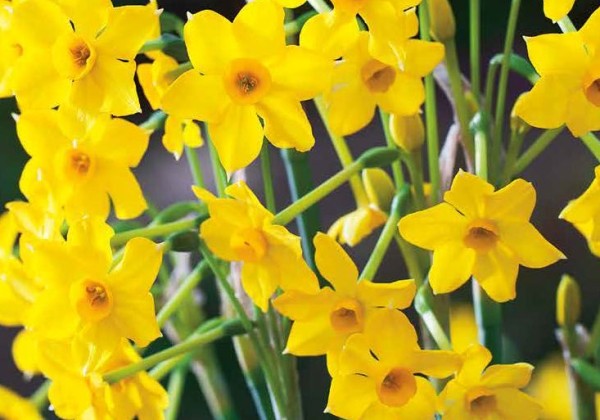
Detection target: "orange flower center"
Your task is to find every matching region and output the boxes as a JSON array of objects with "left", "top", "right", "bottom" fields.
[
  {"left": 63, "top": 149, "right": 95, "bottom": 182},
  {"left": 463, "top": 219, "right": 499, "bottom": 252},
  {"left": 224, "top": 58, "right": 272, "bottom": 105},
  {"left": 467, "top": 388, "right": 497, "bottom": 417},
  {"left": 362, "top": 60, "right": 396, "bottom": 94},
  {"left": 70, "top": 280, "right": 113, "bottom": 322},
  {"left": 376, "top": 367, "right": 417, "bottom": 407},
  {"left": 10, "top": 43, "right": 23, "bottom": 60},
  {"left": 52, "top": 33, "right": 97, "bottom": 80},
  {"left": 330, "top": 298, "right": 364, "bottom": 334},
  {"left": 585, "top": 79, "right": 600, "bottom": 107},
  {"left": 230, "top": 228, "right": 268, "bottom": 262}
]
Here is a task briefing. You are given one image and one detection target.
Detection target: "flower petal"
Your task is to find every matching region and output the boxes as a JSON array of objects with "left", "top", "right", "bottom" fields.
[
  {"left": 109, "top": 237, "right": 162, "bottom": 293},
  {"left": 326, "top": 373, "right": 374, "bottom": 419},
  {"left": 410, "top": 350, "right": 462, "bottom": 378},
  {"left": 481, "top": 363, "right": 534, "bottom": 388},
  {"left": 273, "top": 287, "right": 336, "bottom": 321},
  {"left": 209, "top": 103, "right": 264, "bottom": 172},
  {"left": 543, "top": 0, "right": 576, "bottom": 22},
  {"left": 284, "top": 312, "right": 335, "bottom": 355},
  {"left": 495, "top": 388, "right": 543, "bottom": 420},
  {"left": 499, "top": 222, "right": 564, "bottom": 268},
  {"left": 484, "top": 179, "right": 535, "bottom": 222},
  {"left": 525, "top": 33, "right": 587, "bottom": 76},
  {"left": 16, "top": 110, "right": 69, "bottom": 158},
  {"left": 398, "top": 203, "right": 467, "bottom": 250},
  {"left": 327, "top": 79, "right": 376, "bottom": 136},
  {"left": 403, "top": 39, "right": 445, "bottom": 78},
  {"left": 565, "top": 89, "right": 600, "bottom": 137},
  {"left": 299, "top": 10, "right": 360, "bottom": 60},
  {"left": 456, "top": 344, "right": 492, "bottom": 386},
  {"left": 444, "top": 170, "right": 494, "bottom": 218},
  {"left": 102, "top": 162, "right": 147, "bottom": 220},
  {"left": 356, "top": 279, "right": 415, "bottom": 309},
  {"left": 256, "top": 95, "right": 314, "bottom": 151},
  {"left": 93, "top": 118, "right": 149, "bottom": 167},
  {"left": 429, "top": 242, "right": 476, "bottom": 294},
  {"left": 314, "top": 232, "right": 358, "bottom": 295},
  {"left": 472, "top": 244, "right": 519, "bottom": 302},
  {"left": 233, "top": 0, "right": 285, "bottom": 59},
  {"left": 377, "top": 72, "right": 424, "bottom": 116}
]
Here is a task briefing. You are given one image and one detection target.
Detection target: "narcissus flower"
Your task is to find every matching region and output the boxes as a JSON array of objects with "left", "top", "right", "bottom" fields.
[
  {"left": 440, "top": 344, "right": 542, "bottom": 420},
  {"left": 26, "top": 218, "right": 162, "bottom": 353},
  {"left": 544, "top": 0, "right": 575, "bottom": 22},
  {"left": 324, "top": 32, "right": 442, "bottom": 136},
  {"left": 515, "top": 10, "right": 600, "bottom": 136},
  {"left": 0, "top": 0, "right": 22, "bottom": 97},
  {"left": 38, "top": 338, "right": 168, "bottom": 419},
  {"left": 137, "top": 53, "right": 204, "bottom": 159},
  {"left": 560, "top": 166, "right": 600, "bottom": 256},
  {"left": 10, "top": 0, "right": 157, "bottom": 114},
  {"left": 0, "top": 385, "right": 42, "bottom": 420},
  {"left": 195, "top": 181, "right": 318, "bottom": 311},
  {"left": 273, "top": 233, "right": 416, "bottom": 371},
  {"left": 398, "top": 171, "right": 564, "bottom": 302},
  {"left": 162, "top": 0, "right": 331, "bottom": 172},
  {"left": 17, "top": 107, "right": 149, "bottom": 220},
  {"left": 327, "top": 309, "right": 461, "bottom": 419}
]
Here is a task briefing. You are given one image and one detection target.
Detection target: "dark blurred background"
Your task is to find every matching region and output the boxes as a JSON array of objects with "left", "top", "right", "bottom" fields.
[{"left": 1, "top": 0, "right": 600, "bottom": 418}]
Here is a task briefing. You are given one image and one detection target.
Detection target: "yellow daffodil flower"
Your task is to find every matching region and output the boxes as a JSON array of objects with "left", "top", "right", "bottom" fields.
[
  {"left": 515, "top": 9, "right": 600, "bottom": 136},
  {"left": 560, "top": 165, "right": 600, "bottom": 256},
  {"left": 398, "top": 170, "right": 564, "bottom": 302},
  {"left": 0, "top": 385, "right": 41, "bottom": 420},
  {"left": 137, "top": 54, "right": 204, "bottom": 159},
  {"left": 544, "top": 0, "right": 576, "bottom": 22},
  {"left": 327, "top": 309, "right": 461, "bottom": 419},
  {"left": 10, "top": 0, "right": 157, "bottom": 115},
  {"left": 17, "top": 107, "right": 149, "bottom": 220},
  {"left": 324, "top": 32, "right": 443, "bottom": 136},
  {"left": 0, "top": 0, "right": 22, "bottom": 97},
  {"left": 38, "top": 338, "right": 168, "bottom": 419},
  {"left": 273, "top": 233, "right": 416, "bottom": 372},
  {"left": 195, "top": 181, "right": 319, "bottom": 311},
  {"left": 162, "top": 0, "right": 332, "bottom": 172},
  {"left": 25, "top": 218, "right": 162, "bottom": 353},
  {"left": 328, "top": 168, "right": 394, "bottom": 246},
  {"left": 440, "top": 344, "right": 542, "bottom": 419}
]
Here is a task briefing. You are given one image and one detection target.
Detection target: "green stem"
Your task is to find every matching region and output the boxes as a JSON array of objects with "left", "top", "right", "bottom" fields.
[
  {"left": 104, "top": 319, "right": 245, "bottom": 383},
  {"left": 501, "top": 128, "right": 525, "bottom": 183},
  {"left": 165, "top": 62, "right": 194, "bottom": 84},
  {"left": 314, "top": 97, "right": 369, "bottom": 206},
  {"left": 474, "top": 126, "right": 488, "bottom": 181},
  {"left": 205, "top": 125, "right": 229, "bottom": 196},
  {"left": 394, "top": 235, "right": 425, "bottom": 287},
  {"left": 29, "top": 380, "right": 50, "bottom": 411},
  {"left": 140, "top": 110, "right": 167, "bottom": 132},
  {"left": 306, "top": 0, "right": 331, "bottom": 13},
  {"left": 157, "top": 261, "right": 210, "bottom": 327},
  {"left": 139, "top": 34, "right": 184, "bottom": 54},
  {"left": 415, "top": 284, "right": 452, "bottom": 350},
  {"left": 511, "top": 127, "right": 563, "bottom": 176},
  {"left": 111, "top": 218, "right": 198, "bottom": 247},
  {"left": 586, "top": 307, "right": 600, "bottom": 359},
  {"left": 420, "top": 1, "right": 441, "bottom": 203},
  {"left": 165, "top": 362, "right": 188, "bottom": 420},
  {"left": 185, "top": 146, "right": 205, "bottom": 188},
  {"left": 444, "top": 38, "right": 475, "bottom": 158},
  {"left": 473, "top": 281, "right": 503, "bottom": 363},
  {"left": 360, "top": 188, "right": 410, "bottom": 280},
  {"left": 470, "top": 0, "right": 481, "bottom": 101},
  {"left": 580, "top": 133, "right": 600, "bottom": 161},
  {"left": 558, "top": 16, "right": 577, "bottom": 33},
  {"left": 403, "top": 151, "right": 426, "bottom": 210},
  {"left": 379, "top": 109, "right": 405, "bottom": 188},
  {"left": 492, "top": 0, "right": 521, "bottom": 152},
  {"left": 260, "top": 141, "right": 277, "bottom": 212}
]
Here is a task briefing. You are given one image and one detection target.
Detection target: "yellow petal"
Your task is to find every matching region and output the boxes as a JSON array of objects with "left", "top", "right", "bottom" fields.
[
  {"left": 444, "top": 170, "right": 494, "bottom": 218},
  {"left": 162, "top": 116, "right": 186, "bottom": 159},
  {"left": 456, "top": 344, "right": 492, "bottom": 385},
  {"left": 364, "top": 309, "right": 419, "bottom": 363},
  {"left": 560, "top": 170, "right": 600, "bottom": 223},
  {"left": 200, "top": 219, "right": 242, "bottom": 262},
  {"left": 12, "top": 329, "right": 39, "bottom": 375},
  {"left": 484, "top": 178, "right": 535, "bottom": 222},
  {"left": 398, "top": 203, "right": 467, "bottom": 250},
  {"left": 410, "top": 349, "right": 461, "bottom": 378},
  {"left": 525, "top": 33, "right": 587, "bottom": 76},
  {"left": 58, "top": 0, "right": 111, "bottom": 39},
  {"left": 314, "top": 232, "right": 358, "bottom": 295},
  {"left": 137, "top": 63, "right": 160, "bottom": 110},
  {"left": 377, "top": 72, "right": 424, "bottom": 116},
  {"left": 565, "top": 89, "right": 600, "bottom": 137},
  {"left": 481, "top": 363, "right": 534, "bottom": 388},
  {"left": 269, "top": 246, "right": 320, "bottom": 293},
  {"left": 327, "top": 78, "right": 376, "bottom": 136},
  {"left": 269, "top": 46, "right": 333, "bottom": 100},
  {"left": 96, "top": 5, "right": 157, "bottom": 60},
  {"left": 514, "top": 75, "right": 575, "bottom": 131},
  {"left": 543, "top": 0, "right": 576, "bottom": 22},
  {"left": 579, "top": 7, "right": 600, "bottom": 49},
  {"left": 430, "top": 242, "right": 476, "bottom": 294},
  {"left": 326, "top": 373, "right": 374, "bottom": 419},
  {"left": 495, "top": 388, "right": 543, "bottom": 420},
  {"left": 356, "top": 279, "right": 415, "bottom": 309},
  {"left": 233, "top": 0, "right": 285, "bottom": 60},
  {"left": 499, "top": 222, "right": 564, "bottom": 268},
  {"left": 241, "top": 262, "right": 278, "bottom": 311},
  {"left": 111, "top": 294, "right": 161, "bottom": 347},
  {"left": 299, "top": 10, "right": 360, "bottom": 60},
  {"left": 67, "top": 217, "right": 114, "bottom": 275},
  {"left": 363, "top": 377, "right": 438, "bottom": 419},
  {"left": 183, "top": 120, "right": 204, "bottom": 148},
  {"left": 403, "top": 39, "right": 445, "bottom": 77},
  {"left": 162, "top": 71, "right": 229, "bottom": 122},
  {"left": 284, "top": 312, "right": 334, "bottom": 355},
  {"left": 109, "top": 237, "right": 162, "bottom": 293},
  {"left": 102, "top": 163, "right": 147, "bottom": 220},
  {"left": 64, "top": 177, "right": 111, "bottom": 221},
  {"left": 257, "top": 94, "right": 314, "bottom": 151},
  {"left": 338, "top": 333, "right": 378, "bottom": 376},
  {"left": 273, "top": 287, "right": 337, "bottom": 321},
  {"left": 11, "top": 0, "right": 70, "bottom": 47},
  {"left": 209, "top": 103, "right": 264, "bottom": 172},
  {"left": 16, "top": 110, "right": 69, "bottom": 158},
  {"left": 363, "top": 168, "right": 395, "bottom": 211},
  {"left": 185, "top": 10, "right": 238, "bottom": 74},
  {"left": 472, "top": 245, "right": 519, "bottom": 302},
  {"left": 93, "top": 117, "right": 149, "bottom": 167},
  {"left": 30, "top": 289, "right": 79, "bottom": 340},
  {"left": 48, "top": 377, "right": 93, "bottom": 420}
]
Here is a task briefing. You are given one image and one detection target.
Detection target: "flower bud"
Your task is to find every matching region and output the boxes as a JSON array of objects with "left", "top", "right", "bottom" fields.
[
  {"left": 389, "top": 113, "right": 424, "bottom": 152},
  {"left": 428, "top": 0, "right": 456, "bottom": 42},
  {"left": 362, "top": 168, "right": 395, "bottom": 212},
  {"left": 556, "top": 274, "right": 581, "bottom": 328},
  {"left": 511, "top": 96, "right": 532, "bottom": 136}
]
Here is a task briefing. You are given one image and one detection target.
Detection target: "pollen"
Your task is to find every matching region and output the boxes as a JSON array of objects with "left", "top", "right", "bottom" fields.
[
  {"left": 376, "top": 368, "right": 417, "bottom": 407},
  {"left": 464, "top": 219, "right": 499, "bottom": 252},
  {"left": 70, "top": 280, "right": 113, "bottom": 322},
  {"left": 237, "top": 73, "right": 259, "bottom": 94},
  {"left": 70, "top": 151, "right": 91, "bottom": 175},
  {"left": 71, "top": 43, "right": 92, "bottom": 68},
  {"left": 224, "top": 58, "right": 272, "bottom": 105}
]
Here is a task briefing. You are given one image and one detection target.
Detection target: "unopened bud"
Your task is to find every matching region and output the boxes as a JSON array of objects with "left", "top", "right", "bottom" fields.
[
  {"left": 556, "top": 274, "right": 581, "bottom": 328},
  {"left": 358, "top": 147, "right": 400, "bottom": 168},
  {"left": 428, "top": 0, "right": 456, "bottom": 42},
  {"left": 511, "top": 97, "right": 532, "bottom": 136},
  {"left": 362, "top": 168, "right": 395, "bottom": 212},
  {"left": 389, "top": 113, "right": 424, "bottom": 152}
]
